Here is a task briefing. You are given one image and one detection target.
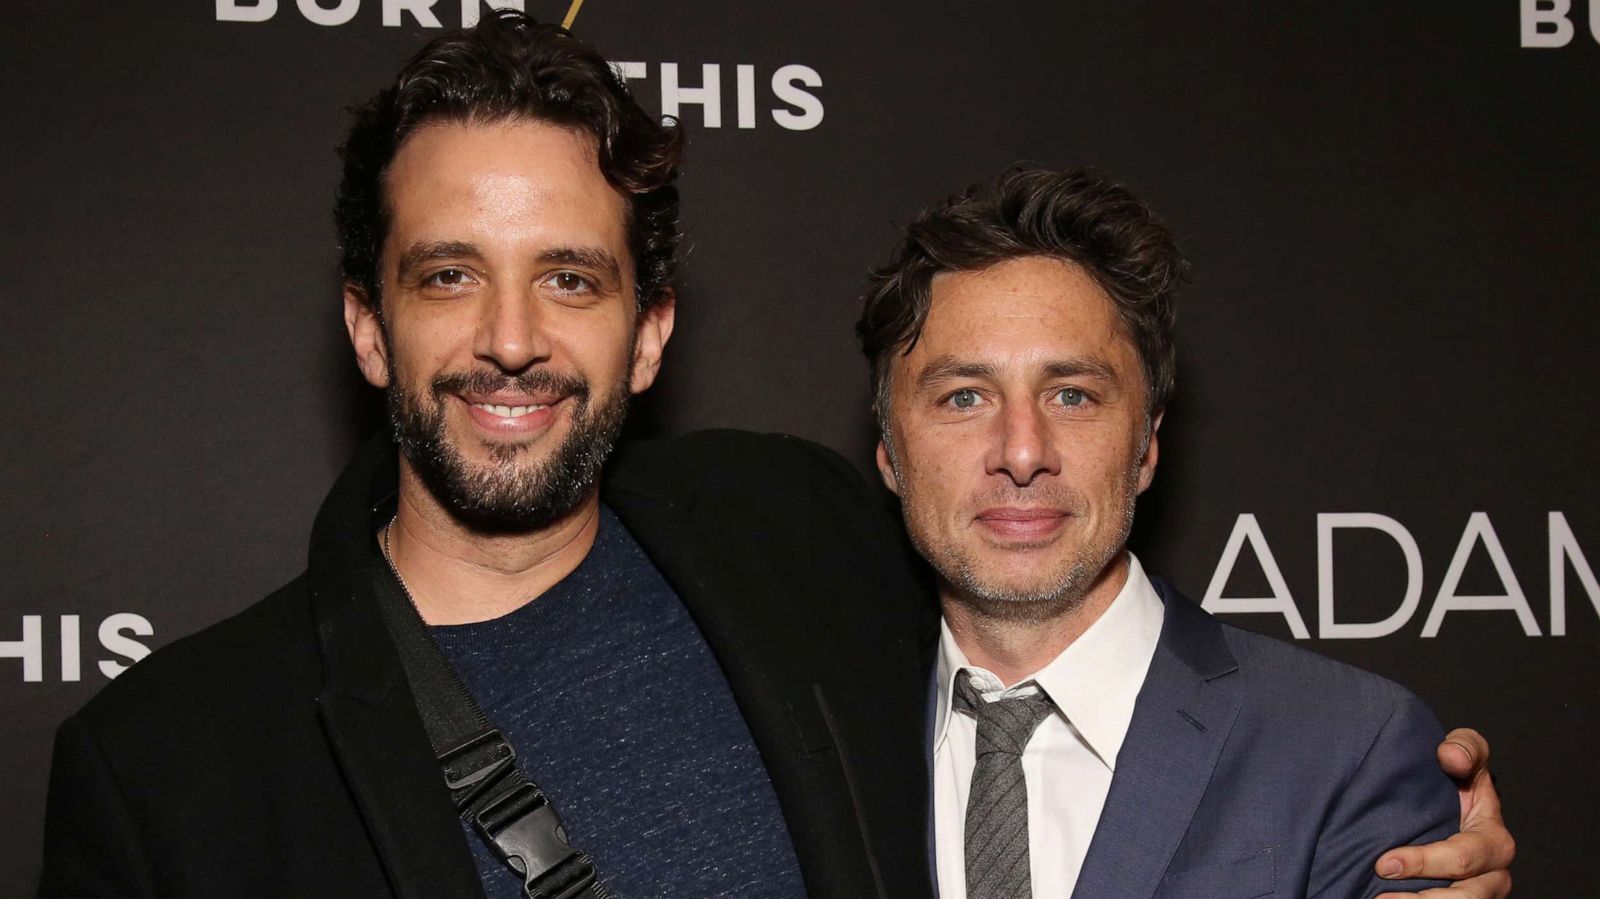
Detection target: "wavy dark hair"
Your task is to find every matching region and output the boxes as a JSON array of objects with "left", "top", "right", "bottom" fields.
[
  {"left": 856, "top": 166, "right": 1186, "bottom": 423},
  {"left": 335, "top": 9, "right": 683, "bottom": 309}
]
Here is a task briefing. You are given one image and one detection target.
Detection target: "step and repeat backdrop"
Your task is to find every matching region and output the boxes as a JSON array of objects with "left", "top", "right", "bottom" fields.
[{"left": 3, "top": 1, "right": 1595, "bottom": 893}]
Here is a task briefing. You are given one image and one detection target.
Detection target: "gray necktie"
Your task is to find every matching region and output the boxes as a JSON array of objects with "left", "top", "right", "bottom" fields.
[{"left": 953, "top": 670, "right": 1056, "bottom": 899}]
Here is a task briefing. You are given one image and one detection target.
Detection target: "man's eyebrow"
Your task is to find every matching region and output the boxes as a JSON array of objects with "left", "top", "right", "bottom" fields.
[
  {"left": 540, "top": 246, "right": 622, "bottom": 283},
  {"left": 391, "top": 242, "right": 623, "bottom": 284},
  {"left": 1042, "top": 357, "right": 1119, "bottom": 381},
  {"left": 915, "top": 355, "right": 998, "bottom": 390},
  {"left": 913, "top": 355, "right": 1122, "bottom": 391},
  {"left": 395, "top": 240, "right": 481, "bottom": 275}
]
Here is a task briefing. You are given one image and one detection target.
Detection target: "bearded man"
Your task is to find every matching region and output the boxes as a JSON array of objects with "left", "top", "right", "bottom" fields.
[{"left": 37, "top": 12, "right": 932, "bottom": 897}]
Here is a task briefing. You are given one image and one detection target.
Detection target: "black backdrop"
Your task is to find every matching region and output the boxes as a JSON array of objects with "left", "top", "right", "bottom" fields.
[{"left": 4, "top": 2, "right": 1595, "bottom": 893}]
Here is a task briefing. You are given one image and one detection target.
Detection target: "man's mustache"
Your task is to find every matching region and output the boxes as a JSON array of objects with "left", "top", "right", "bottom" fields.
[
  {"left": 428, "top": 368, "right": 591, "bottom": 402},
  {"left": 969, "top": 483, "right": 1086, "bottom": 514}
]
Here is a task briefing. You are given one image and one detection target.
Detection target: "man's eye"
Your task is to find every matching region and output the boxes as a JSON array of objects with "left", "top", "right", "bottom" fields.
[
  {"left": 948, "top": 388, "right": 981, "bottom": 409},
  {"left": 425, "top": 268, "right": 471, "bottom": 288},
  {"left": 1056, "top": 387, "right": 1087, "bottom": 406},
  {"left": 549, "top": 271, "right": 591, "bottom": 292}
]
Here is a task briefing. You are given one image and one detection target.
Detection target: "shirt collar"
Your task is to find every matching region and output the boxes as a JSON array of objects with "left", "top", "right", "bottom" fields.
[{"left": 933, "top": 553, "right": 1166, "bottom": 771}]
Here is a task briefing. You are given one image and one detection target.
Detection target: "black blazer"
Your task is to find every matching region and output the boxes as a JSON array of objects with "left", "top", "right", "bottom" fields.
[{"left": 39, "top": 431, "right": 938, "bottom": 898}]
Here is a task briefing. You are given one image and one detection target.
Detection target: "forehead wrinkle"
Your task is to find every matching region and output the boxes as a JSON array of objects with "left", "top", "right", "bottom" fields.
[
  {"left": 897, "top": 258, "right": 1140, "bottom": 409},
  {"left": 386, "top": 120, "right": 620, "bottom": 239}
]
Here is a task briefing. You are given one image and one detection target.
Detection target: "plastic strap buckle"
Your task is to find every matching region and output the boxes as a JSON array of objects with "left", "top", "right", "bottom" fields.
[
  {"left": 440, "top": 729, "right": 518, "bottom": 810},
  {"left": 476, "top": 784, "right": 599, "bottom": 899}
]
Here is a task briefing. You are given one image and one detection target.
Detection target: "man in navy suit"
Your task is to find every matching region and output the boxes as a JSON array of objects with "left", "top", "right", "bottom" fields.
[{"left": 857, "top": 167, "right": 1512, "bottom": 898}]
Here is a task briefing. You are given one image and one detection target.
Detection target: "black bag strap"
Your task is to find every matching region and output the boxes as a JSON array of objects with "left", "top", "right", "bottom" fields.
[{"left": 371, "top": 556, "right": 608, "bottom": 899}]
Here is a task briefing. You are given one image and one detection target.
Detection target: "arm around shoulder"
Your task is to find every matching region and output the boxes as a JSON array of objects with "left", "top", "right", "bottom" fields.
[
  {"left": 38, "top": 714, "right": 157, "bottom": 898},
  {"left": 1309, "top": 690, "right": 1460, "bottom": 899}
]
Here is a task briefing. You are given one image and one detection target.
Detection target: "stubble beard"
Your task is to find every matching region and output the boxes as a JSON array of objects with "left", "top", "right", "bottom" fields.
[
  {"left": 386, "top": 363, "right": 631, "bottom": 534},
  {"left": 889, "top": 443, "right": 1143, "bottom": 625}
]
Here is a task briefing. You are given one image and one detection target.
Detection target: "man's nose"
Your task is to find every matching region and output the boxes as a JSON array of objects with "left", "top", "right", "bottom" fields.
[
  {"left": 988, "top": 401, "right": 1061, "bottom": 487},
  {"left": 474, "top": 285, "right": 553, "bottom": 371}
]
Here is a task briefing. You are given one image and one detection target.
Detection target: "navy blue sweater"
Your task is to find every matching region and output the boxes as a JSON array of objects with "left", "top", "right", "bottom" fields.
[{"left": 430, "top": 506, "right": 806, "bottom": 898}]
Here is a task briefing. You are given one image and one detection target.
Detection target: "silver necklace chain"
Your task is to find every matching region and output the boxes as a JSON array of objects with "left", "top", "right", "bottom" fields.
[{"left": 381, "top": 516, "right": 423, "bottom": 611}]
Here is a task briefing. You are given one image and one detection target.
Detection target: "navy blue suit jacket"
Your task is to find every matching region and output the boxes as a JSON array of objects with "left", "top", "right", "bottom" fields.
[{"left": 932, "top": 577, "right": 1458, "bottom": 899}]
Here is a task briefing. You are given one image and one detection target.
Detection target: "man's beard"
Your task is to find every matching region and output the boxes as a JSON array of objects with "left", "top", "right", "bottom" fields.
[
  {"left": 935, "top": 481, "right": 1134, "bottom": 623},
  {"left": 888, "top": 443, "right": 1141, "bottom": 623},
  {"left": 386, "top": 365, "right": 630, "bottom": 533}
]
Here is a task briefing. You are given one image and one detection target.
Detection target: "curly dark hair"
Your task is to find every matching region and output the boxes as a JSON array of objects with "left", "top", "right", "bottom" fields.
[
  {"left": 857, "top": 166, "right": 1185, "bottom": 424},
  {"left": 335, "top": 9, "right": 683, "bottom": 309}
]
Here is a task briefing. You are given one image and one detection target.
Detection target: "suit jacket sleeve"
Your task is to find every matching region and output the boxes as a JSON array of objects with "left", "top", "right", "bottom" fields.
[
  {"left": 38, "top": 714, "right": 157, "bottom": 898},
  {"left": 1308, "top": 691, "right": 1458, "bottom": 898}
]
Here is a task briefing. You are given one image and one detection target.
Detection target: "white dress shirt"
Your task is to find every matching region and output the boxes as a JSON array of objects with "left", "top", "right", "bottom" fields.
[{"left": 933, "top": 553, "right": 1166, "bottom": 899}]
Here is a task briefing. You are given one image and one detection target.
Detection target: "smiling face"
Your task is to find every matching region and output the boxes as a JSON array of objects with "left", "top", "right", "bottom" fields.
[
  {"left": 344, "top": 118, "right": 674, "bottom": 531},
  {"left": 876, "top": 256, "right": 1160, "bottom": 619}
]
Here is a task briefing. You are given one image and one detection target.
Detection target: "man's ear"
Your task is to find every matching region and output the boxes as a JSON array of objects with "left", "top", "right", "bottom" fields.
[
  {"left": 1136, "top": 409, "right": 1164, "bottom": 494},
  {"left": 343, "top": 283, "right": 390, "bottom": 389},
  {"left": 629, "top": 289, "right": 677, "bottom": 394},
  {"left": 875, "top": 439, "right": 901, "bottom": 496}
]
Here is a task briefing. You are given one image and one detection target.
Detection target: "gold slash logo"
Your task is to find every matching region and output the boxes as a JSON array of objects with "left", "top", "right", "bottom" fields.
[{"left": 562, "top": 0, "right": 585, "bottom": 29}]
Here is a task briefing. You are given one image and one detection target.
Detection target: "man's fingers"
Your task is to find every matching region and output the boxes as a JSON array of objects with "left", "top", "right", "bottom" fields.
[
  {"left": 1385, "top": 728, "right": 1514, "bottom": 896},
  {"left": 1438, "top": 728, "right": 1489, "bottom": 780},
  {"left": 1461, "top": 766, "right": 1506, "bottom": 828},
  {"left": 1373, "top": 869, "right": 1512, "bottom": 899},
  {"left": 1377, "top": 831, "right": 1504, "bottom": 881}
]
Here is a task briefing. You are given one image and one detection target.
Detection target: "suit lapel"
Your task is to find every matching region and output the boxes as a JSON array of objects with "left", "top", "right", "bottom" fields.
[
  {"left": 1072, "top": 581, "right": 1241, "bottom": 899},
  {"left": 309, "top": 439, "right": 485, "bottom": 899}
]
